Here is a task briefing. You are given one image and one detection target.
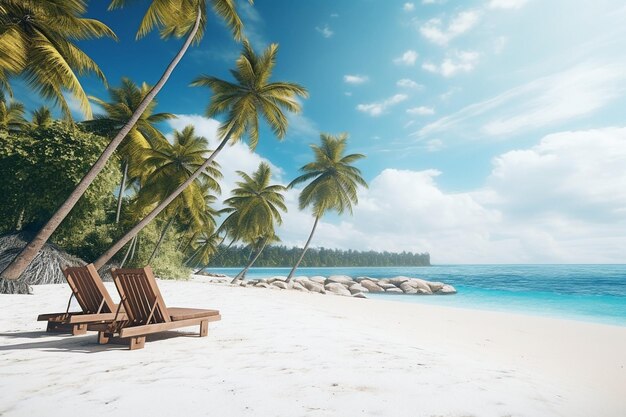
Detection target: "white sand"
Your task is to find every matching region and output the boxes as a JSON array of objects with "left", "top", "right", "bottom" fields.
[{"left": 1, "top": 279, "right": 625, "bottom": 417}]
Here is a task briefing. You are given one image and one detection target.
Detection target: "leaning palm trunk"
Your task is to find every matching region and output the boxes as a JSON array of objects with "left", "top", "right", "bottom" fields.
[
  {"left": 115, "top": 160, "right": 129, "bottom": 223},
  {"left": 232, "top": 239, "right": 268, "bottom": 283},
  {"left": 94, "top": 133, "right": 231, "bottom": 269},
  {"left": 0, "top": 7, "right": 203, "bottom": 281},
  {"left": 286, "top": 215, "right": 320, "bottom": 282},
  {"left": 148, "top": 216, "right": 175, "bottom": 264},
  {"left": 119, "top": 235, "right": 136, "bottom": 267}
]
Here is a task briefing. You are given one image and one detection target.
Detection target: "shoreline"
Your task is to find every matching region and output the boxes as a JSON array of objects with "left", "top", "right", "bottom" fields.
[{"left": 2, "top": 280, "right": 624, "bottom": 416}]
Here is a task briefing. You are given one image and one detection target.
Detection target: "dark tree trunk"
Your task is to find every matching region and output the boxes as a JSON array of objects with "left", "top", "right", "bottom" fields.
[
  {"left": 115, "top": 160, "right": 128, "bottom": 223},
  {"left": 231, "top": 239, "right": 268, "bottom": 284},
  {"left": 148, "top": 216, "right": 175, "bottom": 264},
  {"left": 286, "top": 215, "right": 320, "bottom": 282}
]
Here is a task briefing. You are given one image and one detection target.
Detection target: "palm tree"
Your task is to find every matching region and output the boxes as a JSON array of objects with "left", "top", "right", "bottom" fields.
[
  {"left": 31, "top": 106, "right": 53, "bottom": 128},
  {"left": 84, "top": 78, "right": 176, "bottom": 223},
  {"left": 136, "top": 125, "right": 222, "bottom": 263},
  {"left": 93, "top": 41, "right": 308, "bottom": 269},
  {"left": 1, "top": 0, "right": 250, "bottom": 281},
  {"left": 0, "top": 97, "right": 26, "bottom": 132},
  {"left": 285, "top": 133, "right": 368, "bottom": 282},
  {"left": 187, "top": 227, "right": 222, "bottom": 274},
  {"left": 0, "top": 0, "right": 115, "bottom": 118},
  {"left": 223, "top": 163, "right": 286, "bottom": 281}
]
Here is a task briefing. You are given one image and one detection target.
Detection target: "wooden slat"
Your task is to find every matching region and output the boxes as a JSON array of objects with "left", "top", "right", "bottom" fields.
[{"left": 119, "top": 315, "right": 221, "bottom": 338}]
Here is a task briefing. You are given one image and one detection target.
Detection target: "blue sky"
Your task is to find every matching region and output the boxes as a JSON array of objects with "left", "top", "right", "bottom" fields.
[{"left": 13, "top": 0, "right": 626, "bottom": 263}]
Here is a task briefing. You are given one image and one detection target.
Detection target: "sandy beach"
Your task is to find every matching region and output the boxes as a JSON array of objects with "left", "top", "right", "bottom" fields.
[{"left": 1, "top": 278, "right": 625, "bottom": 417}]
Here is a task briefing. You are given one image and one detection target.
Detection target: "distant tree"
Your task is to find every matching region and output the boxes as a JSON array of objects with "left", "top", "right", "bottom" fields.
[
  {"left": 30, "top": 106, "right": 53, "bottom": 128},
  {"left": 286, "top": 133, "right": 367, "bottom": 282},
  {"left": 0, "top": 97, "right": 26, "bottom": 133}
]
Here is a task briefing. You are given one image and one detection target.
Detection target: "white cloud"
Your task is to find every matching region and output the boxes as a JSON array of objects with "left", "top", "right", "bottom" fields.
[
  {"left": 315, "top": 24, "right": 334, "bottom": 38},
  {"left": 396, "top": 78, "right": 424, "bottom": 89},
  {"left": 279, "top": 127, "right": 626, "bottom": 263},
  {"left": 343, "top": 74, "right": 369, "bottom": 85},
  {"left": 393, "top": 50, "right": 418, "bottom": 66},
  {"left": 286, "top": 112, "right": 318, "bottom": 138},
  {"left": 425, "top": 139, "right": 444, "bottom": 152},
  {"left": 167, "top": 115, "right": 283, "bottom": 201},
  {"left": 422, "top": 0, "right": 444, "bottom": 4},
  {"left": 407, "top": 106, "right": 435, "bottom": 116},
  {"left": 417, "top": 64, "right": 626, "bottom": 139},
  {"left": 420, "top": 10, "right": 481, "bottom": 45},
  {"left": 422, "top": 50, "right": 479, "bottom": 77},
  {"left": 356, "top": 94, "right": 408, "bottom": 117},
  {"left": 403, "top": 3, "right": 415, "bottom": 12},
  {"left": 488, "top": 0, "right": 528, "bottom": 10}
]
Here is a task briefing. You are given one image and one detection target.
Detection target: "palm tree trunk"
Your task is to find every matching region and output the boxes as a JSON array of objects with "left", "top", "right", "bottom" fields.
[
  {"left": 115, "top": 160, "right": 128, "bottom": 223},
  {"left": 148, "top": 216, "right": 175, "bottom": 264},
  {"left": 93, "top": 132, "right": 231, "bottom": 269},
  {"left": 120, "top": 235, "right": 136, "bottom": 267},
  {"left": 286, "top": 215, "right": 320, "bottom": 283},
  {"left": 231, "top": 239, "right": 268, "bottom": 284},
  {"left": 0, "top": 6, "right": 203, "bottom": 281}
]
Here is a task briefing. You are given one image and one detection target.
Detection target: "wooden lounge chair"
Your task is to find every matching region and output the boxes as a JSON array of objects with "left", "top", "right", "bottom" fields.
[
  {"left": 93, "top": 266, "right": 220, "bottom": 350},
  {"left": 37, "top": 264, "right": 124, "bottom": 335}
]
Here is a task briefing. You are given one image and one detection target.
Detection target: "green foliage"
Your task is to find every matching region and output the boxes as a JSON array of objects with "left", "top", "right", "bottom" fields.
[
  {"left": 0, "top": 122, "right": 120, "bottom": 258},
  {"left": 0, "top": 0, "right": 116, "bottom": 118},
  {"left": 209, "top": 245, "right": 431, "bottom": 267}
]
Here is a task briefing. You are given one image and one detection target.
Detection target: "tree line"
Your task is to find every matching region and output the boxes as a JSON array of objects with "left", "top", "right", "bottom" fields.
[{"left": 208, "top": 246, "right": 431, "bottom": 268}]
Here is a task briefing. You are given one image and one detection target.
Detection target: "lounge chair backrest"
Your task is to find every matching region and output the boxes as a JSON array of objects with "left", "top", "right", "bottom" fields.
[
  {"left": 63, "top": 264, "right": 115, "bottom": 314},
  {"left": 111, "top": 266, "right": 170, "bottom": 325}
]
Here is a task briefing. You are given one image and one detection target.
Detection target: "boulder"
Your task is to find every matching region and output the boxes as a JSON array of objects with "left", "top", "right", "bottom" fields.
[
  {"left": 309, "top": 276, "right": 326, "bottom": 284},
  {"left": 349, "top": 283, "right": 369, "bottom": 294},
  {"left": 428, "top": 282, "right": 445, "bottom": 292},
  {"left": 271, "top": 281, "right": 291, "bottom": 290},
  {"left": 436, "top": 284, "right": 457, "bottom": 295},
  {"left": 409, "top": 278, "right": 433, "bottom": 293},
  {"left": 352, "top": 292, "right": 367, "bottom": 299},
  {"left": 326, "top": 275, "right": 354, "bottom": 285},
  {"left": 360, "top": 279, "right": 384, "bottom": 293},
  {"left": 267, "top": 276, "right": 288, "bottom": 284},
  {"left": 255, "top": 282, "right": 270, "bottom": 288},
  {"left": 378, "top": 282, "right": 397, "bottom": 290},
  {"left": 302, "top": 280, "right": 326, "bottom": 294},
  {"left": 292, "top": 282, "right": 308, "bottom": 292},
  {"left": 399, "top": 282, "right": 418, "bottom": 294},
  {"left": 385, "top": 287, "right": 403, "bottom": 294},
  {"left": 354, "top": 276, "right": 373, "bottom": 283},
  {"left": 389, "top": 276, "right": 410, "bottom": 286},
  {"left": 324, "top": 282, "right": 352, "bottom": 296}
]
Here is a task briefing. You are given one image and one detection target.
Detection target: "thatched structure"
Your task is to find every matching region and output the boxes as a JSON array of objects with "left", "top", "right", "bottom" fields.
[{"left": 0, "top": 232, "right": 86, "bottom": 294}]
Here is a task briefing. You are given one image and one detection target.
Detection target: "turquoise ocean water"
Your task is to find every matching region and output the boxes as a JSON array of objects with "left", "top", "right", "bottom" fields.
[{"left": 205, "top": 265, "right": 626, "bottom": 327}]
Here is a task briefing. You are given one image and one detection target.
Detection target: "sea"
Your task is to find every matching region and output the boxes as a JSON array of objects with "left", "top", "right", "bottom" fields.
[{"left": 204, "top": 265, "right": 626, "bottom": 327}]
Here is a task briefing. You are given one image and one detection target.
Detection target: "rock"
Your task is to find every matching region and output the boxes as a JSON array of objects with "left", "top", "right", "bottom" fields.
[
  {"left": 293, "top": 276, "right": 309, "bottom": 284},
  {"left": 428, "top": 282, "right": 445, "bottom": 292},
  {"left": 378, "top": 282, "right": 397, "bottom": 290},
  {"left": 271, "top": 281, "right": 291, "bottom": 290},
  {"left": 239, "top": 281, "right": 248, "bottom": 287},
  {"left": 326, "top": 275, "right": 354, "bottom": 285},
  {"left": 324, "top": 282, "right": 352, "bottom": 296},
  {"left": 255, "top": 282, "right": 270, "bottom": 288},
  {"left": 389, "top": 276, "right": 410, "bottom": 286},
  {"left": 409, "top": 278, "right": 433, "bottom": 293},
  {"left": 354, "top": 276, "right": 372, "bottom": 283},
  {"left": 352, "top": 292, "right": 367, "bottom": 299},
  {"left": 360, "top": 279, "right": 384, "bottom": 293},
  {"left": 302, "top": 280, "right": 326, "bottom": 294},
  {"left": 385, "top": 287, "right": 403, "bottom": 294},
  {"left": 399, "top": 282, "right": 418, "bottom": 294},
  {"left": 349, "top": 283, "right": 369, "bottom": 294},
  {"left": 436, "top": 284, "right": 457, "bottom": 295},
  {"left": 292, "top": 282, "right": 308, "bottom": 292},
  {"left": 309, "top": 276, "right": 326, "bottom": 284},
  {"left": 267, "top": 276, "right": 288, "bottom": 284}
]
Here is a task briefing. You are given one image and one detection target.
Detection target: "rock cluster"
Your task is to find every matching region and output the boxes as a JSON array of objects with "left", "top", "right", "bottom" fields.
[{"left": 234, "top": 274, "right": 456, "bottom": 299}]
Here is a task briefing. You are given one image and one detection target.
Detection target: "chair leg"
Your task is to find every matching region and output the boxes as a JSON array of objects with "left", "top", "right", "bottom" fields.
[
  {"left": 199, "top": 320, "right": 209, "bottom": 337},
  {"left": 129, "top": 336, "right": 146, "bottom": 350},
  {"left": 98, "top": 332, "right": 111, "bottom": 345},
  {"left": 72, "top": 324, "right": 87, "bottom": 336}
]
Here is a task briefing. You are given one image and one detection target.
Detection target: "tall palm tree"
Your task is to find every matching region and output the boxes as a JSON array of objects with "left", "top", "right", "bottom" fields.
[
  {"left": 136, "top": 125, "right": 222, "bottom": 263},
  {"left": 285, "top": 133, "right": 368, "bottom": 282},
  {"left": 84, "top": 78, "right": 176, "bottom": 223},
  {"left": 0, "top": 97, "right": 26, "bottom": 132},
  {"left": 0, "top": 0, "right": 115, "bottom": 118},
  {"left": 1, "top": 0, "right": 250, "bottom": 281},
  {"left": 93, "top": 41, "right": 308, "bottom": 269},
  {"left": 223, "top": 163, "right": 286, "bottom": 281},
  {"left": 31, "top": 106, "right": 53, "bottom": 128}
]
